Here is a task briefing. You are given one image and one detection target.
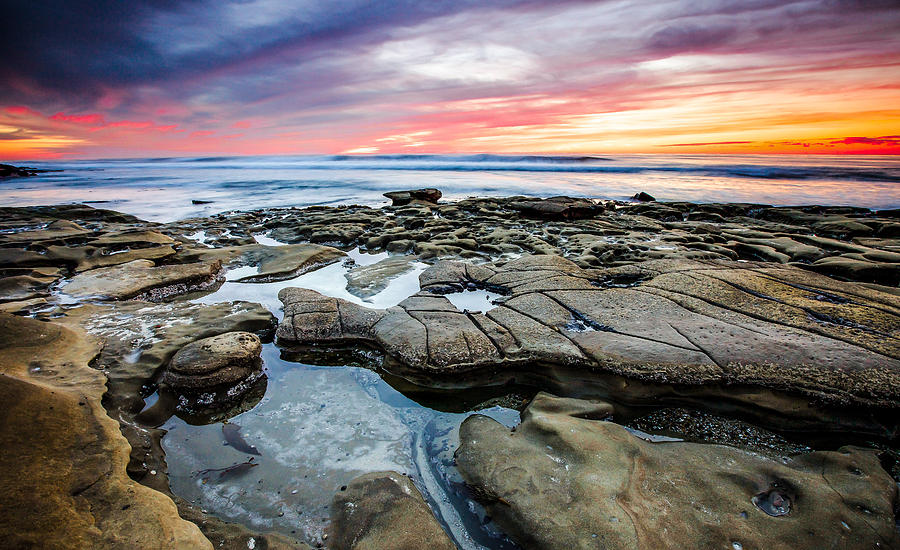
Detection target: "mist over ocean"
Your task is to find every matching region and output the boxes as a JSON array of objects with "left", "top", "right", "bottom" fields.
[{"left": 3, "top": 154, "right": 898, "bottom": 222}]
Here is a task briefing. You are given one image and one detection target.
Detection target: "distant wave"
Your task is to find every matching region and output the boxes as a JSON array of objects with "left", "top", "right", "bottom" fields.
[{"left": 328, "top": 154, "right": 614, "bottom": 163}]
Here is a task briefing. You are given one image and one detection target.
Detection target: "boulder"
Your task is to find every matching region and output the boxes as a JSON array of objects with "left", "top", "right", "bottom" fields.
[
  {"left": 509, "top": 196, "right": 604, "bottom": 220},
  {"left": 164, "top": 331, "right": 262, "bottom": 391},
  {"left": 384, "top": 188, "right": 442, "bottom": 206},
  {"left": 455, "top": 392, "right": 900, "bottom": 550},
  {"left": 631, "top": 191, "right": 656, "bottom": 202},
  {"left": 329, "top": 471, "right": 456, "bottom": 550}
]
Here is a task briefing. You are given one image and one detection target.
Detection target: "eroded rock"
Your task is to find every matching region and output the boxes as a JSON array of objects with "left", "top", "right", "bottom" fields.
[
  {"left": 455, "top": 392, "right": 900, "bottom": 550},
  {"left": 328, "top": 471, "right": 456, "bottom": 550},
  {"left": 0, "top": 312, "right": 212, "bottom": 549},
  {"left": 64, "top": 259, "right": 223, "bottom": 300},
  {"left": 164, "top": 331, "right": 263, "bottom": 391},
  {"left": 383, "top": 188, "right": 442, "bottom": 206},
  {"left": 278, "top": 254, "right": 900, "bottom": 413}
]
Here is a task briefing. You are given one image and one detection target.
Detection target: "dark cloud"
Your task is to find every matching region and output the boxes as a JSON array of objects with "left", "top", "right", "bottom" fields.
[
  {"left": 647, "top": 23, "right": 736, "bottom": 51},
  {"left": 0, "top": 0, "right": 591, "bottom": 108}
]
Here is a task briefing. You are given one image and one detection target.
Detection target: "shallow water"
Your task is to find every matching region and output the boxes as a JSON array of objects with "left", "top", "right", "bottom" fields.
[
  {"left": 162, "top": 344, "right": 521, "bottom": 548},
  {"left": 444, "top": 288, "right": 505, "bottom": 314},
  {"left": 5, "top": 154, "right": 899, "bottom": 221},
  {"left": 193, "top": 248, "right": 426, "bottom": 320}
]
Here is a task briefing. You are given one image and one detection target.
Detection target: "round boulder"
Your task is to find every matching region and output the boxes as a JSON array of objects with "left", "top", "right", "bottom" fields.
[{"left": 163, "top": 332, "right": 262, "bottom": 391}]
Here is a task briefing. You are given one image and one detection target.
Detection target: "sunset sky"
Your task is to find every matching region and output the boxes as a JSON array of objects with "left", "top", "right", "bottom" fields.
[{"left": 1, "top": 0, "right": 899, "bottom": 160}]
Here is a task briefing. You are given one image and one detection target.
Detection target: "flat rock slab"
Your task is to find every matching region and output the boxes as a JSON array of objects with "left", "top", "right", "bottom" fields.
[
  {"left": 455, "top": 392, "right": 900, "bottom": 550},
  {"left": 278, "top": 254, "right": 900, "bottom": 409},
  {"left": 329, "top": 471, "right": 456, "bottom": 550},
  {"left": 179, "top": 243, "right": 345, "bottom": 282},
  {"left": 164, "top": 331, "right": 262, "bottom": 391},
  {"left": 64, "top": 259, "right": 222, "bottom": 300},
  {"left": 0, "top": 312, "right": 211, "bottom": 549}
]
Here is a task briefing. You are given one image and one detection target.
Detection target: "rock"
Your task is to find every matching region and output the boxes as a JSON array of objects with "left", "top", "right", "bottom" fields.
[
  {"left": 179, "top": 243, "right": 344, "bottom": 282},
  {"left": 164, "top": 332, "right": 263, "bottom": 391},
  {"left": 58, "top": 302, "right": 297, "bottom": 548},
  {"left": 0, "top": 163, "right": 47, "bottom": 177},
  {"left": 632, "top": 191, "right": 656, "bottom": 201},
  {"left": 455, "top": 392, "right": 900, "bottom": 550},
  {"left": 63, "top": 259, "right": 223, "bottom": 300},
  {"left": 384, "top": 188, "right": 442, "bottom": 206},
  {"left": 278, "top": 254, "right": 900, "bottom": 424},
  {"left": 192, "top": 199, "right": 214, "bottom": 204},
  {"left": 0, "top": 312, "right": 212, "bottom": 549},
  {"left": 509, "top": 196, "right": 603, "bottom": 220},
  {"left": 328, "top": 471, "right": 456, "bottom": 550}
]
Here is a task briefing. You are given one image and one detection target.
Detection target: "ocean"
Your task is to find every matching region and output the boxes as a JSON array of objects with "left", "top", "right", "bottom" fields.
[{"left": 2, "top": 154, "right": 898, "bottom": 222}]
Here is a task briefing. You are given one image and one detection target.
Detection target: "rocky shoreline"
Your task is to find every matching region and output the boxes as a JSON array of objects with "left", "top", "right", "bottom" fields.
[{"left": 0, "top": 193, "right": 898, "bottom": 549}]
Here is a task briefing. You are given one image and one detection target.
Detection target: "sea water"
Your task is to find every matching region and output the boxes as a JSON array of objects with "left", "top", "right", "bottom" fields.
[{"left": 2, "top": 154, "right": 898, "bottom": 221}]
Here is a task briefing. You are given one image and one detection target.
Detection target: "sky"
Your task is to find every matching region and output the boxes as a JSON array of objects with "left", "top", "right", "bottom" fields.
[{"left": 1, "top": 0, "right": 899, "bottom": 160}]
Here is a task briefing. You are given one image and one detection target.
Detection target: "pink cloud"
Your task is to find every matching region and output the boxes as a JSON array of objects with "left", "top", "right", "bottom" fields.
[{"left": 50, "top": 112, "right": 106, "bottom": 125}]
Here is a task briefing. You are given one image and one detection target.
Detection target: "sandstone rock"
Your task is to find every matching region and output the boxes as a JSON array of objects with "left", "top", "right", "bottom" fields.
[
  {"left": 329, "top": 471, "right": 456, "bottom": 550},
  {"left": 0, "top": 312, "right": 212, "bottom": 549},
  {"left": 164, "top": 331, "right": 263, "bottom": 391},
  {"left": 178, "top": 243, "right": 345, "bottom": 282},
  {"left": 63, "top": 259, "right": 223, "bottom": 300},
  {"left": 384, "top": 188, "right": 442, "bottom": 206},
  {"left": 278, "top": 254, "right": 900, "bottom": 418},
  {"left": 455, "top": 392, "right": 900, "bottom": 550},
  {"left": 509, "top": 196, "right": 603, "bottom": 220}
]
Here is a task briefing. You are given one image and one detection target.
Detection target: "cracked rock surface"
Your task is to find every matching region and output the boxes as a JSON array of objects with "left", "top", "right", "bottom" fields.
[
  {"left": 278, "top": 254, "right": 900, "bottom": 409},
  {"left": 455, "top": 392, "right": 900, "bottom": 550}
]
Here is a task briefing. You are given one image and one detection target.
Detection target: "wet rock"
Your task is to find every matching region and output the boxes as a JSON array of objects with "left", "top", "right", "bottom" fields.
[
  {"left": 328, "top": 471, "right": 456, "bottom": 550},
  {"left": 455, "top": 392, "right": 900, "bottom": 550},
  {"left": 279, "top": 254, "right": 900, "bottom": 413},
  {"left": 164, "top": 332, "right": 263, "bottom": 391},
  {"left": 63, "top": 259, "right": 223, "bottom": 300},
  {"left": 631, "top": 191, "right": 656, "bottom": 201},
  {"left": 509, "top": 196, "right": 603, "bottom": 220},
  {"left": 177, "top": 243, "right": 344, "bottom": 282},
  {"left": 383, "top": 188, "right": 442, "bottom": 206},
  {"left": 0, "top": 163, "right": 42, "bottom": 177},
  {"left": 58, "top": 301, "right": 292, "bottom": 548},
  {"left": 0, "top": 312, "right": 211, "bottom": 549},
  {"left": 628, "top": 408, "right": 811, "bottom": 457}
]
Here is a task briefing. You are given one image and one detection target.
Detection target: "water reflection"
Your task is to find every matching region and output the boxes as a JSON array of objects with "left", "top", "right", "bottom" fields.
[{"left": 161, "top": 344, "right": 523, "bottom": 549}]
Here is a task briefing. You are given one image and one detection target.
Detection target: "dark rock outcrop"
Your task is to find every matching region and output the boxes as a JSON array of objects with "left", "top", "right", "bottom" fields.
[
  {"left": 631, "top": 191, "right": 656, "bottom": 201},
  {"left": 383, "top": 188, "right": 442, "bottom": 206},
  {"left": 509, "top": 196, "right": 604, "bottom": 220}
]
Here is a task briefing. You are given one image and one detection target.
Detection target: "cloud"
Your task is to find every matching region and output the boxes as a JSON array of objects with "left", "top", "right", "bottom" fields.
[
  {"left": 647, "top": 23, "right": 736, "bottom": 52},
  {"left": 831, "top": 135, "right": 900, "bottom": 145}
]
